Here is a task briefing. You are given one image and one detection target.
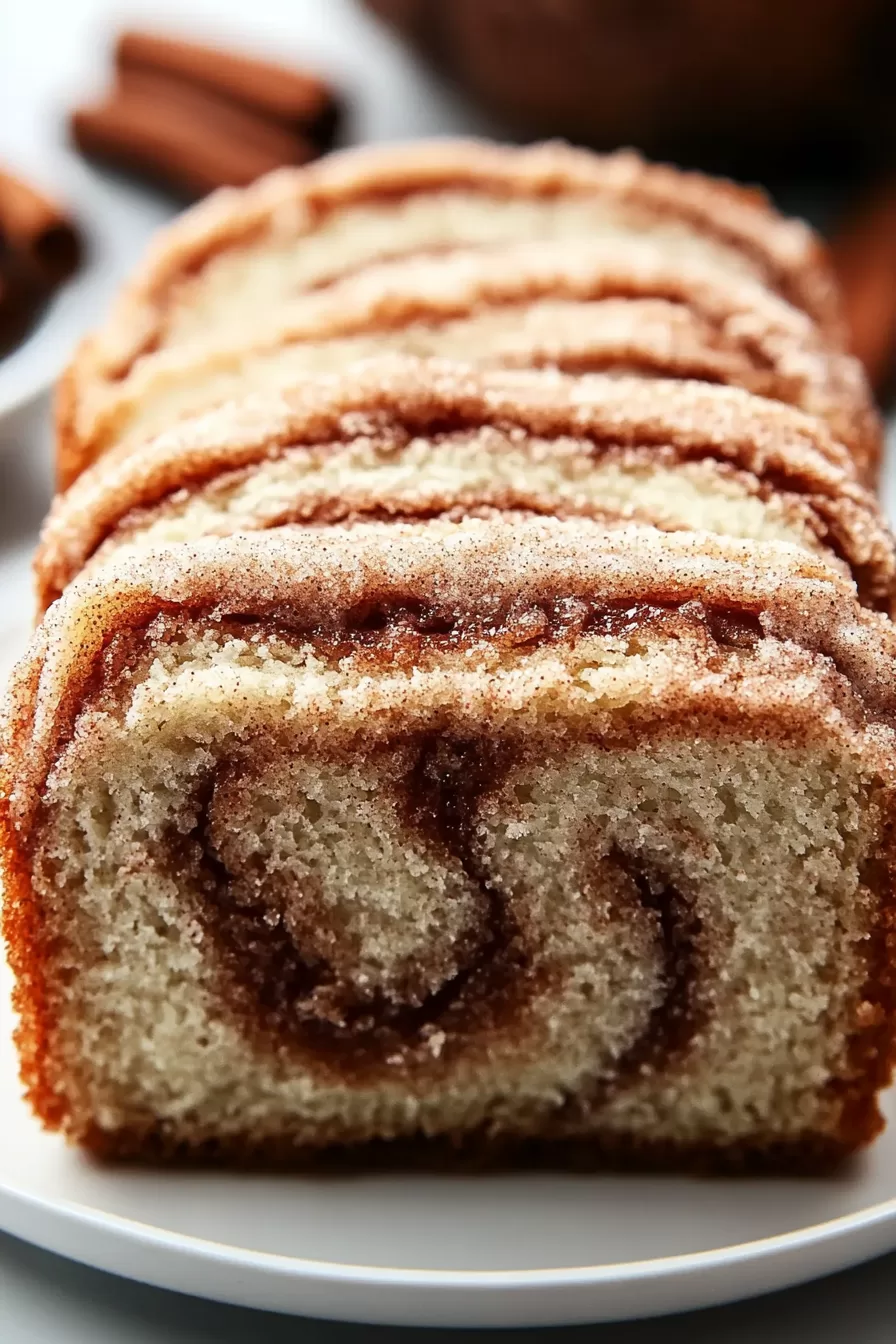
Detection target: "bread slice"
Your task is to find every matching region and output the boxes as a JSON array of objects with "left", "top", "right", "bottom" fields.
[
  {"left": 56, "top": 138, "right": 855, "bottom": 488},
  {"left": 5, "top": 519, "right": 896, "bottom": 1168},
  {"left": 36, "top": 359, "right": 896, "bottom": 614},
  {"left": 63, "top": 238, "right": 879, "bottom": 481}
]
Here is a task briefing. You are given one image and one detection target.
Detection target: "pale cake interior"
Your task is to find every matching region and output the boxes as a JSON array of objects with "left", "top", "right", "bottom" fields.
[{"left": 34, "top": 613, "right": 877, "bottom": 1155}]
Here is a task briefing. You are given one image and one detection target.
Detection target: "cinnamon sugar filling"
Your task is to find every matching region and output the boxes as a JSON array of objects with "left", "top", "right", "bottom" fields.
[{"left": 155, "top": 735, "right": 705, "bottom": 1093}]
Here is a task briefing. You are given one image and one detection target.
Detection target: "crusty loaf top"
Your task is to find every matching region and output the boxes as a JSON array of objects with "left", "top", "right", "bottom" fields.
[
  {"left": 37, "top": 357, "right": 896, "bottom": 611},
  {"left": 56, "top": 139, "right": 844, "bottom": 487}
]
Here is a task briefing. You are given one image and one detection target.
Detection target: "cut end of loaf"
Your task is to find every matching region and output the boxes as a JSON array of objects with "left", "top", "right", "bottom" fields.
[{"left": 6, "top": 522, "right": 896, "bottom": 1168}]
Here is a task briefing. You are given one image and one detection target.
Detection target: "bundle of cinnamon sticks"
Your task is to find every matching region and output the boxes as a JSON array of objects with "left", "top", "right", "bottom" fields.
[
  {"left": 0, "top": 169, "right": 81, "bottom": 357},
  {"left": 70, "top": 29, "right": 341, "bottom": 201}
]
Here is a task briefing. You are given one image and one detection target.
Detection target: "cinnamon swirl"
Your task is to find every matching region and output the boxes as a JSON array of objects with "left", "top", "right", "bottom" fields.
[{"left": 5, "top": 520, "right": 896, "bottom": 1166}]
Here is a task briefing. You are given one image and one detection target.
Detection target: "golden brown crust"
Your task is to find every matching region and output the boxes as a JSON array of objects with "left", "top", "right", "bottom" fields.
[
  {"left": 35, "top": 359, "right": 896, "bottom": 613},
  {"left": 65, "top": 238, "right": 880, "bottom": 482},
  {"left": 67, "top": 1116, "right": 875, "bottom": 1173},
  {"left": 56, "top": 139, "right": 845, "bottom": 488},
  {"left": 5, "top": 520, "right": 896, "bottom": 1165},
  {"left": 67, "top": 1119, "right": 887, "bottom": 1174},
  {"left": 14, "top": 521, "right": 874, "bottom": 825}
]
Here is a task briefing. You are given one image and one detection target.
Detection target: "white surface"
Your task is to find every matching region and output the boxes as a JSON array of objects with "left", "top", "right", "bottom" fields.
[{"left": 4, "top": 0, "right": 896, "bottom": 1332}]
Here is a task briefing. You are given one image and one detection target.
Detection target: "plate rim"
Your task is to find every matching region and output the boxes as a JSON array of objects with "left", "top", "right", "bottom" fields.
[{"left": 3, "top": 1167, "right": 896, "bottom": 1289}]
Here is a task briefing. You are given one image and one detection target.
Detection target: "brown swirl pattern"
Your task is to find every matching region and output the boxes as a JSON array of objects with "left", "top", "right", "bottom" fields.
[
  {"left": 180, "top": 739, "right": 525, "bottom": 1077},
  {"left": 607, "top": 848, "right": 704, "bottom": 1084},
  {"left": 172, "top": 729, "right": 706, "bottom": 1095}
]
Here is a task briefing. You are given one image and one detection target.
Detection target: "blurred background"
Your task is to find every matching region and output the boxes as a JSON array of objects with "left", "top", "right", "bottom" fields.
[{"left": 365, "top": 0, "right": 896, "bottom": 191}]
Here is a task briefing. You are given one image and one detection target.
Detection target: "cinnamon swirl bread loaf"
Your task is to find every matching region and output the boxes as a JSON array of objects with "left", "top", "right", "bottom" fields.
[
  {"left": 36, "top": 359, "right": 896, "bottom": 615},
  {"left": 5, "top": 139, "right": 896, "bottom": 1173},
  {"left": 5, "top": 520, "right": 896, "bottom": 1166},
  {"left": 57, "top": 139, "right": 880, "bottom": 488}
]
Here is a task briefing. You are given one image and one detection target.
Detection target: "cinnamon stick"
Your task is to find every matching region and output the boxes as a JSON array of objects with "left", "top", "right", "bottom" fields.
[
  {"left": 116, "top": 29, "right": 340, "bottom": 151},
  {"left": 830, "top": 183, "right": 896, "bottom": 397},
  {"left": 0, "top": 253, "right": 42, "bottom": 356},
  {"left": 0, "top": 169, "right": 81, "bottom": 287},
  {"left": 71, "top": 68, "right": 314, "bottom": 201}
]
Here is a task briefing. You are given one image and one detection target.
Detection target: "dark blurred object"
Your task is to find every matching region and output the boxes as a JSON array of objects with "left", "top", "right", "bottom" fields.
[
  {"left": 71, "top": 30, "right": 341, "bottom": 202},
  {"left": 365, "top": 0, "right": 896, "bottom": 389},
  {"left": 0, "top": 262, "right": 38, "bottom": 358},
  {"left": 831, "top": 185, "right": 896, "bottom": 401},
  {"left": 364, "top": 0, "right": 896, "bottom": 177},
  {"left": 0, "top": 169, "right": 81, "bottom": 357}
]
